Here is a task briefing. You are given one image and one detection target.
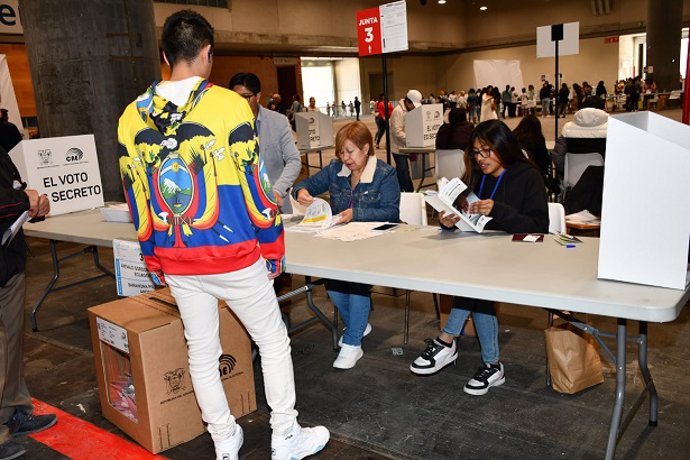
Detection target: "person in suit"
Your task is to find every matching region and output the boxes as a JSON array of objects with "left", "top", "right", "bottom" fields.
[{"left": 229, "top": 73, "right": 301, "bottom": 214}]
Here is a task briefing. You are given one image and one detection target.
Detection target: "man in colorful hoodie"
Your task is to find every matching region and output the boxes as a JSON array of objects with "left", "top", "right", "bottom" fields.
[{"left": 117, "top": 10, "right": 329, "bottom": 460}]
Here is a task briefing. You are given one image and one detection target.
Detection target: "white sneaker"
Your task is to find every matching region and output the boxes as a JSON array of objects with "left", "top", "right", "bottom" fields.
[
  {"left": 271, "top": 422, "right": 330, "bottom": 460},
  {"left": 332, "top": 344, "right": 363, "bottom": 369},
  {"left": 215, "top": 424, "right": 243, "bottom": 460},
  {"left": 464, "top": 362, "right": 505, "bottom": 396},
  {"left": 337, "top": 323, "right": 372, "bottom": 347},
  {"left": 409, "top": 338, "right": 458, "bottom": 375}
]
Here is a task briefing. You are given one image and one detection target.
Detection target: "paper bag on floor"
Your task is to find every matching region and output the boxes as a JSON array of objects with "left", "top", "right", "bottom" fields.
[{"left": 544, "top": 323, "right": 604, "bottom": 394}]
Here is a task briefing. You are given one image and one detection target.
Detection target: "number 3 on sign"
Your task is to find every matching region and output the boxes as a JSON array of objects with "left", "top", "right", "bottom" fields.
[{"left": 364, "top": 26, "right": 374, "bottom": 43}]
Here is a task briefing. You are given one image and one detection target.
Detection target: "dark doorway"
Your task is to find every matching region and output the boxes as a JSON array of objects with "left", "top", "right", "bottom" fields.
[
  {"left": 277, "top": 65, "right": 298, "bottom": 103},
  {"left": 368, "top": 72, "right": 394, "bottom": 101}
]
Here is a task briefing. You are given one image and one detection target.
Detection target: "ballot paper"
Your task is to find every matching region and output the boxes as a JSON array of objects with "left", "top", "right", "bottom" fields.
[
  {"left": 315, "top": 222, "right": 391, "bottom": 242},
  {"left": 2, "top": 210, "right": 29, "bottom": 246},
  {"left": 424, "top": 177, "right": 492, "bottom": 232},
  {"left": 565, "top": 209, "right": 600, "bottom": 225},
  {"left": 285, "top": 197, "right": 341, "bottom": 233}
]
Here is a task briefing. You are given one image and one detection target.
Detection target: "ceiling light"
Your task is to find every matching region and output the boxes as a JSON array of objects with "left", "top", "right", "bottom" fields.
[
  {"left": 438, "top": 0, "right": 447, "bottom": 4},
  {"left": 479, "top": 5, "right": 488, "bottom": 11}
]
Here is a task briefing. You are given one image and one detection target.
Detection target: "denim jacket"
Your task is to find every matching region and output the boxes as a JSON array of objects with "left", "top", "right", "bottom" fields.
[{"left": 293, "top": 156, "right": 400, "bottom": 222}]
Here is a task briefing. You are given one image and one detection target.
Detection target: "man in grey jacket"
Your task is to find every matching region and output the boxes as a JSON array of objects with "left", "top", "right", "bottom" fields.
[{"left": 230, "top": 73, "right": 301, "bottom": 213}]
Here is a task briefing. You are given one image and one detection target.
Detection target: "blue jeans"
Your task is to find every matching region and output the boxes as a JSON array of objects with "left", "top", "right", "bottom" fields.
[
  {"left": 442, "top": 297, "right": 499, "bottom": 365},
  {"left": 393, "top": 153, "right": 414, "bottom": 192},
  {"left": 327, "top": 280, "right": 371, "bottom": 346}
]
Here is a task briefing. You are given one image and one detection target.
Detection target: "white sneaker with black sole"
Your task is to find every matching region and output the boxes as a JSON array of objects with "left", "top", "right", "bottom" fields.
[
  {"left": 215, "top": 424, "right": 243, "bottom": 460},
  {"left": 337, "top": 323, "right": 372, "bottom": 347},
  {"left": 271, "top": 422, "right": 330, "bottom": 460},
  {"left": 463, "top": 362, "right": 505, "bottom": 396},
  {"left": 409, "top": 338, "right": 458, "bottom": 375}
]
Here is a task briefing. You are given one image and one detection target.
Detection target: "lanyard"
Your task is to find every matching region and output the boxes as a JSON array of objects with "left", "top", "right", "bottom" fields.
[{"left": 478, "top": 169, "right": 506, "bottom": 200}]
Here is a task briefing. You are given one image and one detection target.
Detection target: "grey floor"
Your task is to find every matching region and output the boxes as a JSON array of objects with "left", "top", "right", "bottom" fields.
[
  {"left": 15, "top": 233, "right": 690, "bottom": 459},
  {"left": 14, "top": 108, "right": 690, "bottom": 459}
]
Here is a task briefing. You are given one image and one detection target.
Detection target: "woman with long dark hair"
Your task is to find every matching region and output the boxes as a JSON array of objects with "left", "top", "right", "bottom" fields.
[
  {"left": 410, "top": 120, "right": 548, "bottom": 396},
  {"left": 513, "top": 114, "right": 549, "bottom": 178}
]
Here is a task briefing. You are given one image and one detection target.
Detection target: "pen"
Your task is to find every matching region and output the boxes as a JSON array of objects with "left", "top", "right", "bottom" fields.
[{"left": 566, "top": 244, "right": 576, "bottom": 248}]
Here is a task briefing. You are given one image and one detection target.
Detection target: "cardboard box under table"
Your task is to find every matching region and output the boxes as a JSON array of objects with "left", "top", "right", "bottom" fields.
[{"left": 88, "top": 289, "right": 256, "bottom": 453}]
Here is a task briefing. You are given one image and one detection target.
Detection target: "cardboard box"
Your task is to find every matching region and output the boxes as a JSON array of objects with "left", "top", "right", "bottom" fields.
[
  {"left": 404, "top": 103, "right": 443, "bottom": 148},
  {"left": 598, "top": 112, "right": 690, "bottom": 289},
  {"left": 9, "top": 135, "right": 104, "bottom": 215},
  {"left": 295, "top": 111, "right": 334, "bottom": 149},
  {"left": 89, "top": 289, "right": 256, "bottom": 453}
]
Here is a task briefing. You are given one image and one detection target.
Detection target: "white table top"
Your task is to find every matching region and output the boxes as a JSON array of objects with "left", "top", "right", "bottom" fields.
[
  {"left": 285, "top": 226, "right": 689, "bottom": 323},
  {"left": 24, "top": 209, "right": 136, "bottom": 247},
  {"left": 24, "top": 211, "right": 689, "bottom": 323},
  {"left": 399, "top": 147, "right": 435, "bottom": 154},
  {"left": 298, "top": 145, "right": 334, "bottom": 153}
]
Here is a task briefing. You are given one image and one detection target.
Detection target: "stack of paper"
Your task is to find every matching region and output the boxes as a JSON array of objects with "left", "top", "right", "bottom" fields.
[{"left": 565, "top": 210, "right": 600, "bottom": 225}]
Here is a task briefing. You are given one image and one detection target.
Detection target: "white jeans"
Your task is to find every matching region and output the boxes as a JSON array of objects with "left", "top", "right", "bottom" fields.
[{"left": 166, "top": 258, "right": 298, "bottom": 443}]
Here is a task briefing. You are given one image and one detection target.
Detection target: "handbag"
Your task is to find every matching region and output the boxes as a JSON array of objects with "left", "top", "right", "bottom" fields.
[{"left": 544, "top": 322, "right": 604, "bottom": 394}]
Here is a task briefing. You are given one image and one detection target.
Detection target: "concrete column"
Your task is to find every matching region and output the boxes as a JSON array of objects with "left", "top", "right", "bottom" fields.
[
  {"left": 646, "top": 0, "right": 683, "bottom": 92},
  {"left": 19, "top": 0, "right": 161, "bottom": 201}
]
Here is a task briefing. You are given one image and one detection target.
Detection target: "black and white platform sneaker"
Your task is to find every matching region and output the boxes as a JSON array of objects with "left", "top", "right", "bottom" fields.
[
  {"left": 410, "top": 338, "right": 458, "bottom": 375},
  {"left": 463, "top": 362, "right": 505, "bottom": 396}
]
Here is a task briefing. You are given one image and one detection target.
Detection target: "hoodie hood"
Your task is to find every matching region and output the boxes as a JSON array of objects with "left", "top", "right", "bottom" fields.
[{"left": 135, "top": 78, "right": 213, "bottom": 135}]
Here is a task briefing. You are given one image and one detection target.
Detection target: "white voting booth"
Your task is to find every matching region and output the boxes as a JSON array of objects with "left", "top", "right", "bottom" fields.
[
  {"left": 598, "top": 112, "right": 690, "bottom": 290},
  {"left": 9, "top": 134, "right": 104, "bottom": 215},
  {"left": 404, "top": 103, "right": 443, "bottom": 148},
  {"left": 295, "top": 112, "right": 334, "bottom": 149}
]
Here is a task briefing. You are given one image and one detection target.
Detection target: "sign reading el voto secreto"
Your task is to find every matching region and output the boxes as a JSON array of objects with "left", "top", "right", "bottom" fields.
[{"left": 9, "top": 134, "right": 104, "bottom": 215}]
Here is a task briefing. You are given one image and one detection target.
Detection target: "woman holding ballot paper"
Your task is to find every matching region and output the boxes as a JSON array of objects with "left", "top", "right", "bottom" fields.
[
  {"left": 293, "top": 121, "right": 400, "bottom": 369},
  {"left": 410, "top": 119, "right": 548, "bottom": 395}
]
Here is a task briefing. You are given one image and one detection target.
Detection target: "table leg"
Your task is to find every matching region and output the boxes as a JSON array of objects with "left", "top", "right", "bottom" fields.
[
  {"left": 605, "top": 318, "right": 627, "bottom": 460},
  {"left": 31, "top": 242, "right": 115, "bottom": 332},
  {"left": 415, "top": 154, "right": 426, "bottom": 192},
  {"left": 31, "top": 240, "right": 60, "bottom": 332},
  {"left": 276, "top": 277, "right": 338, "bottom": 350},
  {"left": 637, "top": 321, "right": 658, "bottom": 426}
]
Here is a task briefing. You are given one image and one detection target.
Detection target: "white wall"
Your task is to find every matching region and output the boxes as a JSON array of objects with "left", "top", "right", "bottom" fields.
[
  {"left": 334, "top": 58, "right": 361, "bottom": 110},
  {"left": 301, "top": 62, "right": 334, "bottom": 113}
]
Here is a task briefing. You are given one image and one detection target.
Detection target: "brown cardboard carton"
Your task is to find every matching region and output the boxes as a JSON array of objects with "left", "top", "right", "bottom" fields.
[{"left": 88, "top": 289, "right": 256, "bottom": 453}]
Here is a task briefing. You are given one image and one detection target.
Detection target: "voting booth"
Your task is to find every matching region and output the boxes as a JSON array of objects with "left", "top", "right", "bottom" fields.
[
  {"left": 295, "top": 111, "right": 334, "bottom": 149},
  {"left": 404, "top": 103, "right": 443, "bottom": 148},
  {"left": 9, "top": 134, "right": 104, "bottom": 215},
  {"left": 598, "top": 112, "right": 690, "bottom": 290}
]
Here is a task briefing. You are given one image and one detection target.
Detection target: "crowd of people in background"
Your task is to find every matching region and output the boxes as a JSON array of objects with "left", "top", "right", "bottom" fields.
[{"left": 413, "top": 75, "right": 666, "bottom": 124}]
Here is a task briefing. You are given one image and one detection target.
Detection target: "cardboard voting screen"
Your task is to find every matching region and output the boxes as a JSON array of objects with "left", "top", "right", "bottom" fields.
[
  {"left": 598, "top": 112, "right": 690, "bottom": 290},
  {"left": 404, "top": 103, "right": 443, "bottom": 148},
  {"left": 9, "top": 134, "right": 104, "bottom": 215},
  {"left": 295, "top": 111, "right": 334, "bottom": 149}
]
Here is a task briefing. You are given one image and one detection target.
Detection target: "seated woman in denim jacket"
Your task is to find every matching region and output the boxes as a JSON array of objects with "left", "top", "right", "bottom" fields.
[
  {"left": 410, "top": 119, "right": 548, "bottom": 396},
  {"left": 293, "top": 121, "right": 400, "bottom": 369}
]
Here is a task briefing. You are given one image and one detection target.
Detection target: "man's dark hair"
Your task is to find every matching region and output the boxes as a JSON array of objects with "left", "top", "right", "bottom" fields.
[
  {"left": 581, "top": 95, "right": 605, "bottom": 110},
  {"left": 161, "top": 10, "right": 214, "bottom": 67},
  {"left": 229, "top": 73, "right": 261, "bottom": 95}
]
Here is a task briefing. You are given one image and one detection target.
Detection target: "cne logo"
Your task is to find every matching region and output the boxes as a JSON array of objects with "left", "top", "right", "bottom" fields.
[
  {"left": 218, "top": 354, "right": 237, "bottom": 376},
  {"left": 65, "top": 147, "right": 84, "bottom": 162}
]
